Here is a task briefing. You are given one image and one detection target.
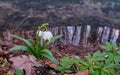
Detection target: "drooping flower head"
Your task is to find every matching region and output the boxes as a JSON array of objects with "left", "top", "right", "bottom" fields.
[
  {"left": 43, "top": 31, "right": 53, "bottom": 41},
  {"left": 37, "top": 23, "right": 53, "bottom": 41},
  {"left": 37, "top": 30, "right": 43, "bottom": 37}
]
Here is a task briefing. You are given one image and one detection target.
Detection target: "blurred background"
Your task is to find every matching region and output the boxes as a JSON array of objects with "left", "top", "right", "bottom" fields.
[{"left": 0, "top": 0, "right": 120, "bottom": 31}]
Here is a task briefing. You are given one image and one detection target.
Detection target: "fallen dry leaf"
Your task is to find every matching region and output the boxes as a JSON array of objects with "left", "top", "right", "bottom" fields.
[
  {"left": 75, "top": 70, "right": 89, "bottom": 75},
  {"left": 45, "top": 61, "right": 57, "bottom": 70}
]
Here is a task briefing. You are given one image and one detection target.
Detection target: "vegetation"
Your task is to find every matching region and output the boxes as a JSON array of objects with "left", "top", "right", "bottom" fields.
[
  {"left": 79, "top": 51, "right": 115, "bottom": 75},
  {"left": 57, "top": 56, "right": 80, "bottom": 75},
  {"left": 57, "top": 42, "right": 120, "bottom": 75},
  {"left": 10, "top": 23, "right": 62, "bottom": 65},
  {"left": 78, "top": 42, "right": 120, "bottom": 75}
]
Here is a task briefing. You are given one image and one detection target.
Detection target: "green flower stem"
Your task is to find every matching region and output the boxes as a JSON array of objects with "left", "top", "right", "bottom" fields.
[
  {"left": 38, "top": 23, "right": 49, "bottom": 31},
  {"left": 36, "top": 35, "right": 39, "bottom": 59}
]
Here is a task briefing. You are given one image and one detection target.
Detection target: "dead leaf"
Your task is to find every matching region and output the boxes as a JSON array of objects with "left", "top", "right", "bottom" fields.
[{"left": 75, "top": 70, "right": 89, "bottom": 75}]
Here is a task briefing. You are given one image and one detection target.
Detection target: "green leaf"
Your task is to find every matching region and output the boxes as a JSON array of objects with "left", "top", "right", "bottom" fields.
[
  {"left": 40, "top": 50, "right": 58, "bottom": 65},
  {"left": 94, "top": 70, "right": 100, "bottom": 75},
  {"left": 101, "top": 46, "right": 111, "bottom": 51},
  {"left": 101, "top": 71, "right": 105, "bottom": 75},
  {"left": 44, "top": 35, "right": 62, "bottom": 48},
  {"left": 87, "top": 53, "right": 92, "bottom": 65},
  {"left": 109, "top": 69, "right": 115, "bottom": 75},
  {"left": 112, "top": 43, "right": 118, "bottom": 49},
  {"left": 93, "top": 51, "right": 105, "bottom": 57},
  {"left": 40, "top": 49, "right": 53, "bottom": 56},
  {"left": 15, "top": 69, "right": 24, "bottom": 75},
  {"left": 105, "top": 63, "right": 115, "bottom": 68},
  {"left": 60, "top": 57, "right": 71, "bottom": 67},
  {"left": 80, "top": 66, "right": 88, "bottom": 70},
  {"left": 93, "top": 65, "right": 100, "bottom": 69},
  {"left": 93, "top": 51, "right": 101, "bottom": 57},
  {"left": 114, "top": 56, "right": 120, "bottom": 64},
  {"left": 10, "top": 45, "right": 29, "bottom": 51},
  {"left": 101, "top": 42, "right": 112, "bottom": 51},
  {"left": 10, "top": 45, "right": 38, "bottom": 57},
  {"left": 11, "top": 35, "right": 35, "bottom": 50},
  {"left": 65, "top": 70, "right": 72, "bottom": 73},
  {"left": 105, "top": 57, "right": 114, "bottom": 64},
  {"left": 79, "top": 59, "right": 88, "bottom": 66},
  {"left": 117, "top": 50, "right": 120, "bottom": 55},
  {"left": 57, "top": 66, "right": 63, "bottom": 71},
  {"left": 115, "top": 70, "right": 120, "bottom": 75},
  {"left": 63, "top": 63, "right": 72, "bottom": 69},
  {"left": 90, "top": 67, "right": 95, "bottom": 74}
]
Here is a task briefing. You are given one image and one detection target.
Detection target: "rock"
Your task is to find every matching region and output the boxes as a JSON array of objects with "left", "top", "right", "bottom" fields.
[{"left": 9, "top": 55, "right": 42, "bottom": 75}]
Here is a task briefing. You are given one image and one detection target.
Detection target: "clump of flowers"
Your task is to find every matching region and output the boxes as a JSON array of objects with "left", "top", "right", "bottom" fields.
[{"left": 10, "top": 23, "right": 62, "bottom": 64}]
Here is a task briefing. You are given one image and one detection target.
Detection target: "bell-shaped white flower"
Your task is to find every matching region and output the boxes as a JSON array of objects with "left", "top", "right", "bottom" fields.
[
  {"left": 37, "top": 31, "right": 43, "bottom": 37},
  {"left": 43, "top": 31, "right": 53, "bottom": 41}
]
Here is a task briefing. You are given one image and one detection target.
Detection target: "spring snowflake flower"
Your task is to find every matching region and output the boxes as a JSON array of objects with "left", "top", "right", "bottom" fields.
[
  {"left": 43, "top": 31, "right": 53, "bottom": 41},
  {"left": 37, "top": 31, "right": 43, "bottom": 37},
  {"left": 37, "top": 23, "right": 53, "bottom": 41},
  {"left": 37, "top": 31, "right": 53, "bottom": 41}
]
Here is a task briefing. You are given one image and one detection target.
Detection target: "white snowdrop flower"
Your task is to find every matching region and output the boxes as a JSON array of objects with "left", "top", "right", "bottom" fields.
[
  {"left": 43, "top": 31, "right": 53, "bottom": 41},
  {"left": 37, "top": 31, "right": 43, "bottom": 37}
]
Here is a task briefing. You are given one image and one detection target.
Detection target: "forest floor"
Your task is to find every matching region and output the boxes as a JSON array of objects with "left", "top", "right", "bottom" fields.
[{"left": 0, "top": 43, "right": 102, "bottom": 75}]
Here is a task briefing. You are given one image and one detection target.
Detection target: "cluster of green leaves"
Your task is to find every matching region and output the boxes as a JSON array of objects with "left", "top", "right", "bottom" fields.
[
  {"left": 57, "top": 42, "right": 120, "bottom": 75},
  {"left": 10, "top": 34, "right": 62, "bottom": 65},
  {"left": 101, "top": 42, "right": 120, "bottom": 64},
  {"left": 57, "top": 56, "right": 80, "bottom": 75},
  {"left": 101, "top": 42, "right": 120, "bottom": 75},
  {"left": 79, "top": 42, "right": 120, "bottom": 75},
  {"left": 79, "top": 51, "right": 115, "bottom": 75}
]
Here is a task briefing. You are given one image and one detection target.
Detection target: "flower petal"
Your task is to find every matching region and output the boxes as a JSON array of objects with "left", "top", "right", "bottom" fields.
[
  {"left": 37, "top": 31, "right": 43, "bottom": 37},
  {"left": 43, "top": 31, "right": 53, "bottom": 41}
]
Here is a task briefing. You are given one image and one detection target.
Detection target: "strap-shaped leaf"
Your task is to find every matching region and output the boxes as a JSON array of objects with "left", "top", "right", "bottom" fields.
[
  {"left": 40, "top": 49, "right": 53, "bottom": 56},
  {"left": 11, "top": 35, "right": 35, "bottom": 50},
  {"left": 10, "top": 45, "right": 37, "bottom": 56},
  {"left": 10, "top": 45, "right": 29, "bottom": 51},
  {"left": 44, "top": 35, "right": 62, "bottom": 48},
  {"left": 40, "top": 49, "right": 58, "bottom": 65}
]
